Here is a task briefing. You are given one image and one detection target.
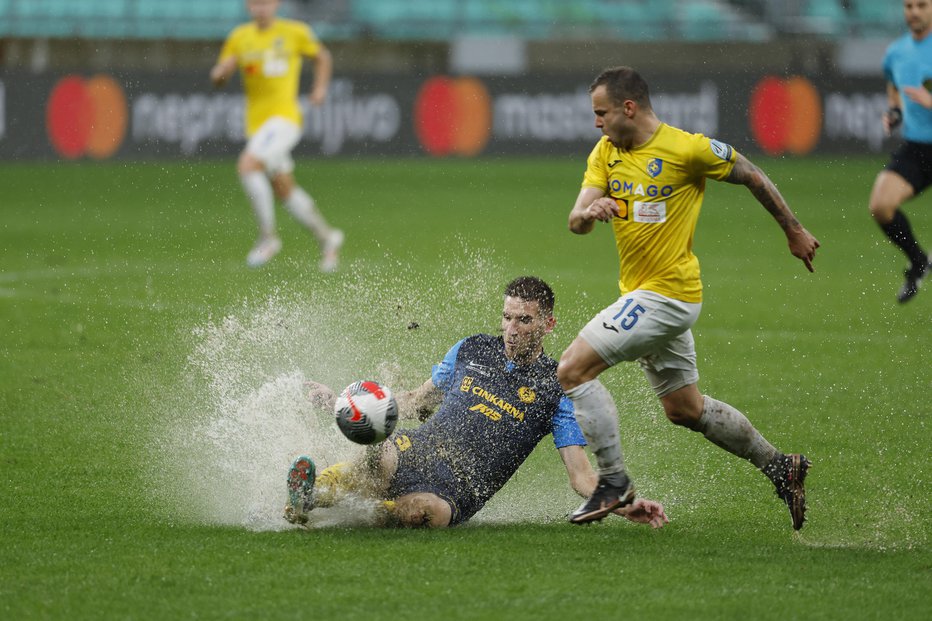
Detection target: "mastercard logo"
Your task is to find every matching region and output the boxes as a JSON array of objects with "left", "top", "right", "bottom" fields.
[
  {"left": 748, "top": 76, "right": 821, "bottom": 156},
  {"left": 414, "top": 76, "right": 491, "bottom": 157},
  {"left": 46, "top": 74, "right": 127, "bottom": 159}
]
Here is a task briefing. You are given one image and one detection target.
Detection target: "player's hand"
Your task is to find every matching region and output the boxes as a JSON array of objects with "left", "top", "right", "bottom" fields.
[
  {"left": 309, "top": 87, "right": 327, "bottom": 107},
  {"left": 210, "top": 58, "right": 237, "bottom": 89},
  {"left": 616, "top": 498, "right": 669, "bottom": 529},
  {"left": 209, "top": 66, "right": 228, "bottom": 88},
  {"left": 903, "top": 85, "right": 932, "bottom": 110},
  {"left": 786, "top": 226, "right": 820, "bottom": 272},
  {"left": 304, "top": 380, "right": 336, "bottom": 409},
  {"left": 882, "top": 107, "right": 902, "bottom": 136},
  {"left": 584, "top": 197, "right": 620, "bottom": 223}
]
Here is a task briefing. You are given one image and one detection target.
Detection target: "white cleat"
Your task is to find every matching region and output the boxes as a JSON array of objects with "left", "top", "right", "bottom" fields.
[
  {"left": 320, "top": 229, "right": 344, "bottom": 273},
  {"left": 246, "top": 236, "right": 282, "bottom": 268}
]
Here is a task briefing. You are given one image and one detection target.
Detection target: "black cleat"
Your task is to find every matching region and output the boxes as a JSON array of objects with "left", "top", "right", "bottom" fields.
[
  {"left": 767, "top": 453, "right": 811, "bottom": 531},
  {"left": 896, "top": 257, "right": 931, "bottom": 303},
  {"left": 569, "top": 475, "right": 635, "bottom": 525}
]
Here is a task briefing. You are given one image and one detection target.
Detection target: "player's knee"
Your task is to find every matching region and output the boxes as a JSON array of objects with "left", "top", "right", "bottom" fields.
[
  {"left": 556, "top": 358, "right": 580, "bottom": 391},
  {"left": 271, "top": 174, "right": 295, "bottom": 200},
  {"left": 394, "top": 494, "right": 451, "bottom": 528},
  {"left": 557, "top": 348, "right": 592, "bottom": 391},
  {"left": 661, "top": 394, "right": 703, "bottom": 429},
  {"left": 868, "top": 199, "right": 897, "bottom": 224},
  {"left": 237, "top": 152, "right": 264, "bottom": 176},
  {"left": 558, "top": 339, "right": 610, "bottom": 392},
  {"left": 663, "top": 406, "right": 700, "bottom": 429}
]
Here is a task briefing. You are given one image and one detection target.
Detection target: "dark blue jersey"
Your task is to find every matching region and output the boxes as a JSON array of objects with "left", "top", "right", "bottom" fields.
[{"left": 386, "top": 334, "right": 584, "bottom": 523}]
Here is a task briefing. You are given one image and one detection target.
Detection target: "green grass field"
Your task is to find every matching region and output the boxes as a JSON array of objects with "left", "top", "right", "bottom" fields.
[{"left": 1, "top": 156, "right": 929, "bottom": 620}]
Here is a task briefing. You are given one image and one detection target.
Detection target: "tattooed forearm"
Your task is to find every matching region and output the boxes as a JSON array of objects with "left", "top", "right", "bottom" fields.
[
  {"left": 748, "top": 177, "right": 800, "bottom": 230},
  {"left": 727, "top": 154, "right": 800, "bottom": 231}
]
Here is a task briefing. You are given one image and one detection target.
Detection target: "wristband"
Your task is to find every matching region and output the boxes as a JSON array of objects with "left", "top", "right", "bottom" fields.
[{"left": 887, "top": 106, "right": 903, "bottom": 129}]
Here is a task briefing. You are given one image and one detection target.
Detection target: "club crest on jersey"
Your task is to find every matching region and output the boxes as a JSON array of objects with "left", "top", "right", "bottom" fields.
[
  {"left": 517, "top": 387, "right": 536, "bottom": 403},
  {"left": 646, "top": 158, "right": 663, "bottom": 178},
  {"left": 710, "top": 139, "right": 733, "bottom": 161}
]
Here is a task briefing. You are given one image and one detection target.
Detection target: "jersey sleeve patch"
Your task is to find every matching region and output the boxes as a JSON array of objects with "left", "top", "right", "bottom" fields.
[{"left": 709, "top": 139, "right": 733, "bottom": 161}]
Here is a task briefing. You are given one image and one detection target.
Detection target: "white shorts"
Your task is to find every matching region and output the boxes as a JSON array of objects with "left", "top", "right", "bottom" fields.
[
  {"left": 578, "top": 290, "right": 702, "bottom": 397},
  {"left": 245, "top": 116, "right": 302, "bottom": 176}
]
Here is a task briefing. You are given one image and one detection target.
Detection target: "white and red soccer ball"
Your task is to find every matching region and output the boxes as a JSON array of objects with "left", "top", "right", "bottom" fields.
[{"left": 334, "top": 380, "right": 398, "bottom": 444}]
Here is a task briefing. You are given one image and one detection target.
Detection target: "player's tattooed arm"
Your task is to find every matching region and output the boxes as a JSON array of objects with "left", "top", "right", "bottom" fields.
[
  {"left": 724, "top": 153, "right": 800, "bottom": 229},
  {"left": 724, "top": 153, "right": 821, "bottom": 272}
]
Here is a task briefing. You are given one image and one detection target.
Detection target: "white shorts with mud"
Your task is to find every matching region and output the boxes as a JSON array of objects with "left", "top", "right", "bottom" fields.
[
  {"left": 578, "top": 289, "right": 702, "bottom": 397},
  {"left": 246, "top": 116, "right": 301, "bottom": 176}
]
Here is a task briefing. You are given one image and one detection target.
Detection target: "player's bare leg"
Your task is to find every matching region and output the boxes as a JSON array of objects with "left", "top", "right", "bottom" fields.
[
  {"left": 869, "top": 171, "right": 930, "bottom": 303},
  {"left": 385, "top": 493, "right": 452, "bottom": 528}
]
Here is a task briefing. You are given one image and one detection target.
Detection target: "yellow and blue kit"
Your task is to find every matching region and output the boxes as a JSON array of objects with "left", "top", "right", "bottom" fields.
[
  {"left": 218, "top": 18, "right": 322, "bottom": 136},
  {"left": 582, "top": 124, "right": 738, "bottom": 303}
]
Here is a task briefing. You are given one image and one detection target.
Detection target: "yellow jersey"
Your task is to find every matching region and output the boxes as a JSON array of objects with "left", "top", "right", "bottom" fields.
[
  {"left": 581, "top": 123, "right": 737, "bottom": 303},
  {"left": 218, "top": 18, "right": 322, "bottom": 136}
]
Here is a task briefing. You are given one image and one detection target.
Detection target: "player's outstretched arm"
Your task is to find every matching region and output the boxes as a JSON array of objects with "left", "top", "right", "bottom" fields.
[
  {"left": 210, "top": 56, "right": 238, "bottom": 88},
  {"left": 395, "top": 379, "right": 443, "bottom": 422},
  {"left": 902, "top": 85, "right": 932, "bottom": 109},
  {"left": 725, "top": 153, "right": 821, "bottom": 272},
  {"left": 305, "top": 378, "right": 441, "bottom": 421},
  {"left": 568, "top": 187, "right": 613, "bottom": 234},
  {"left": 309, "top": 46, "right": 333, "bottom": 106},
  {"left": 616, "top": 498, "right": 669, "bottom": 529},
  {"left": 558, "top": 445, "right": 667, "bottom": 528},
  {"left": 305, "top": 380, "right": 337, "bottom": 409}
]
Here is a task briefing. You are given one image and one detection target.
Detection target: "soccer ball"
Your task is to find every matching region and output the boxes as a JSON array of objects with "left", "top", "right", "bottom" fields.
[{"left": 334, "top": 380, "right": 399, "bottom": 445}]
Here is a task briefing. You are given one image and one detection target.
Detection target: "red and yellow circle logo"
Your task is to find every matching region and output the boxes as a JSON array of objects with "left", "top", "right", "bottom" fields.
[
  {"left": 414, "top": 76, "right": 491, "bottom": 157},
  {"left": 748, "top": 76, "right": 821, "bottom": 156},
  {"left": 46, "top": 74, "right": 127, "bottom": 159}
]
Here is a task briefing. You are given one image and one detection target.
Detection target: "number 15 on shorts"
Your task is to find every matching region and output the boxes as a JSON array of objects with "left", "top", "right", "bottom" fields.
[{"left": 603, "top": 297, "right": 645, "bottom": 332}]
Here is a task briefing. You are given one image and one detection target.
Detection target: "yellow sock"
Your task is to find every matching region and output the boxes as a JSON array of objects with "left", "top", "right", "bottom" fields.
[{"left": 314, "top": 462, "right": 355, "bottom": 507}]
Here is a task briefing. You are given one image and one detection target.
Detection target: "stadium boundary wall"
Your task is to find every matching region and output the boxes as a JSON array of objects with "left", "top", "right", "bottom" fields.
[{"left": 0, "top": 70, "right": 890, "bottom": 161}]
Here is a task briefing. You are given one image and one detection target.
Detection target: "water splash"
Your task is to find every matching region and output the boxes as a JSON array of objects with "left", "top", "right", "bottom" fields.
[{"left": 147, "top": 244, "right": 528, "bottom": 530}]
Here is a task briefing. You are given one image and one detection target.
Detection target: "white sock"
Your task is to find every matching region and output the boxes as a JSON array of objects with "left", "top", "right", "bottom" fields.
[
  {"left": 239, "top": 171, "right": 276, "bottom": 237},
  {"left": 565, "top": 379, "right": 628, "bottom": 483},
  {"left": 696, "top": 395, "right": 778, "bottom": 469},
  {"left": 284, "top": 186, "right": 331, "bottom": 245}
]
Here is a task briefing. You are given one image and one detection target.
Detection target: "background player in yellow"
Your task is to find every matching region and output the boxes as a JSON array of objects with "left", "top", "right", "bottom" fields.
[
  {"left": 210, "top": 0, "right": 343, "bottom": 271},
  {"left": 556, "top": 66, "right": 821, "bottom": 530}
]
